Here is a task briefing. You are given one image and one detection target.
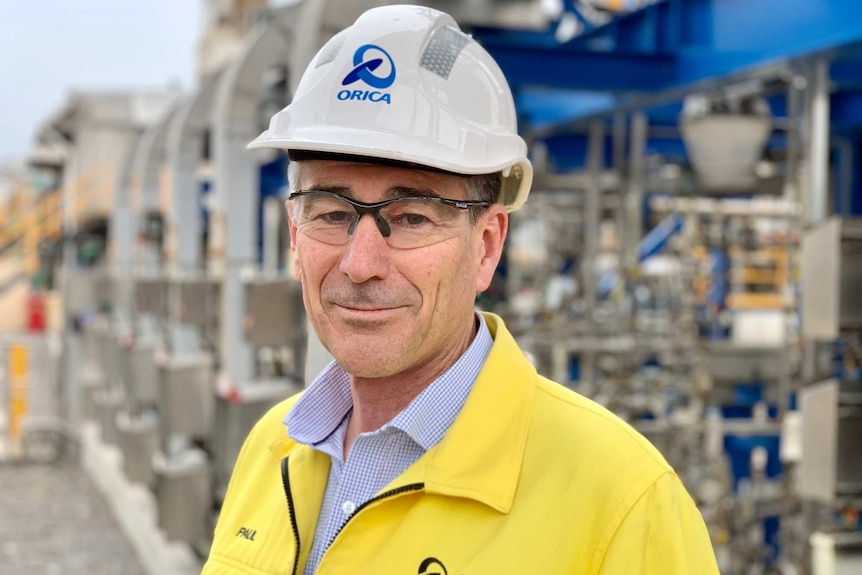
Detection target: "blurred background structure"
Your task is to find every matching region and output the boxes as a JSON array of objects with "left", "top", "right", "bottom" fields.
[{"left": 1, "top": 1, "right": 861, "bottom": 574}]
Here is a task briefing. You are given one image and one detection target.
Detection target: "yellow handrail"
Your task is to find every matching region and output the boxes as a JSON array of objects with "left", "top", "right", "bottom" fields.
[{"left": 0, "top": 167, "right": 114, "bottom": 274}]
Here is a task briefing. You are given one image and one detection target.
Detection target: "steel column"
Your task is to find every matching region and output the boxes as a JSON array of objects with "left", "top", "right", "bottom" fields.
[
  {"left": 112, "top": 133, "right": 145, "bottom": 336},
  {"left": 166, "top": 74, "right": 223, "bottom": 277},
  {"left": 166, "top": 78, "right": 223, "bottom": 355},
  {"left": 212, "top": 9, "right": 297, "bottom": 387}
]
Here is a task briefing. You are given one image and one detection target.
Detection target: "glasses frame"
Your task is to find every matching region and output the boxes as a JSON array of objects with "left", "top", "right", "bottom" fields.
[{"left": 286, "top": 189, "right": 491, "bottom": 244}]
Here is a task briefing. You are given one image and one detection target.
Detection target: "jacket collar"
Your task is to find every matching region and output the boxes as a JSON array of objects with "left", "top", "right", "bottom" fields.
[
  {"left": 393, "top": 313, "right": 537, "bottom": 513},
  {"left": 267, "top": 312, "right": 537, "bottom": 515}
]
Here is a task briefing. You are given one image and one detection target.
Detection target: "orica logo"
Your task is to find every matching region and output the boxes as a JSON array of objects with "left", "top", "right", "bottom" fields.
[{"left": 338, "top": 44, "right": 395, "bottom": 105}]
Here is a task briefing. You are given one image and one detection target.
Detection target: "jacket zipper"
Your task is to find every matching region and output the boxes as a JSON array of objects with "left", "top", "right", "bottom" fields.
[
  {"left": 281, "top": 457, "right": 301, "bottom": 575},
  {"left": 281, "top": 456, "right": 424, "bottom": 573},
  {"left": 326, "top": 482, "right": 424, "bottom": 549}
]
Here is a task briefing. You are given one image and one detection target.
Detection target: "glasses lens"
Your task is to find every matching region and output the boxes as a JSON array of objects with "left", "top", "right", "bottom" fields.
[
  {"left": 289, "top": 193, "right": 356, "bottom": 245},
  {"left": 381, "top": 199, "right": 466, "bottom": 248}
]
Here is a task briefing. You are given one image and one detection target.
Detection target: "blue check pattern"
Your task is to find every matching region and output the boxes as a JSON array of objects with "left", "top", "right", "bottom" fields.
[{"left": 285, "top": 314, "right": 492, "bottom": 575}]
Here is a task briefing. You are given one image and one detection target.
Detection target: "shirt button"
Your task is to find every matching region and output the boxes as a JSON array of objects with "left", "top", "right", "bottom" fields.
[{"left": 342, "top": 501, "right": 356, "bottom": 516}]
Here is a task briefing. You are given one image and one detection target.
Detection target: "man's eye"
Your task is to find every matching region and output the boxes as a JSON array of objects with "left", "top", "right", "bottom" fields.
[
  {"left": 388, "top": 203, "right": 441, "bottom": 227},
  {"left": 319, "top": 210, "right": 352, "bottom": 224},
  {"left": 400, "top": 213, "right": 430, "bottom": 226}
]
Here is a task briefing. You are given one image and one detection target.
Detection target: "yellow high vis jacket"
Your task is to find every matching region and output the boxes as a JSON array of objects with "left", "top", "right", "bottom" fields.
[{"left": 203, "top": 313, "right": 719, "bottom": 575}]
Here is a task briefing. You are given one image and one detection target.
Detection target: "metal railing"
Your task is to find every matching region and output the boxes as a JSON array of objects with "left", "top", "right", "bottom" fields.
[{"left": 0, "top": 331, "right": 77, "bottom": 463}]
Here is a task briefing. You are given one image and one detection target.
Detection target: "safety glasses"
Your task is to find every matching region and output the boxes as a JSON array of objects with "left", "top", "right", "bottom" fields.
[{"left": 287, "top": 190, "right": 490, "bottom": 249}]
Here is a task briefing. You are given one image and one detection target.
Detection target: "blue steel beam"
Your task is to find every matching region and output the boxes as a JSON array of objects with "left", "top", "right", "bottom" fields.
[
  {"left": 516, "top": 90, "right": 616, "bottom": 130},
  {"left": 474, "top": 0, "right": 862, "bottom": 118},
  {"left": 541, "top": 132, "right": 688, "bottom": 171},
  {"left": 481, "top": 41, "right": 676, "bottom": 92},
  {"left": 569, "top": 0, "right": 862, "bottom": 65}
]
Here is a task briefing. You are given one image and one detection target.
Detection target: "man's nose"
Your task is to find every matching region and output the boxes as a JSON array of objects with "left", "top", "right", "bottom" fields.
[{"left": 339, "top": 213, "right": 390, "bottom": 282}]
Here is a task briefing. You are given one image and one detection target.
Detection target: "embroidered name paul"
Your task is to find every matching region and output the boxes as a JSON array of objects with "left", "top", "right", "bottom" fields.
[{"left": 236, "top": 527, "right": 257, "bottom": 541}]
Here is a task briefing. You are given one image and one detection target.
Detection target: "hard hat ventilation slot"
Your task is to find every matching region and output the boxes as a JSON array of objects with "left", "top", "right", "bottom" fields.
[
  {"left": 315, "top": 30, "right": 348, "bottom": 68},
  {"left": 420, "top": 26, "right": 470, "bottom": 79}
]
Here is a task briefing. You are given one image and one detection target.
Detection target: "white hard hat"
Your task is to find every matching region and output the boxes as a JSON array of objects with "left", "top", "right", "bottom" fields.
[{"left": 248, "top": 4, "right": 532, "bottom": 211}]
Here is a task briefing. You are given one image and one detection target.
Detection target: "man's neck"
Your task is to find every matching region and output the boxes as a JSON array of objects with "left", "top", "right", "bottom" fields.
[
  {"left": 341, "top": 317, "right": 479, "bottom": 459},
  {"left": 344, "top": 376, "right": 426, "bottom": 454}
]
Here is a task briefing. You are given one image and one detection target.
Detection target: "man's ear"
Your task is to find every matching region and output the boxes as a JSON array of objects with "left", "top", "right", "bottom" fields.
[{"left": 475, "top": 205, "right": 508, "bottom": 293}]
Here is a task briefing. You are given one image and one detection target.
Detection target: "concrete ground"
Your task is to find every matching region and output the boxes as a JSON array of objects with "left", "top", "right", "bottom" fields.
[
  {"left": 0, "top": 322, "right": 203, "bottom": 575},
  {"left": 0, "top": 461, "right": 146, "bottom": 575},
  {"left": 0, "top": 332, "right": 148, "bottom": 575}
]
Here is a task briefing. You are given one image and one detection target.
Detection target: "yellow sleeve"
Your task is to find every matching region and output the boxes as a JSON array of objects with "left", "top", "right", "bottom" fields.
[{"left": 597, "top": 471, "right": 720, "bottom": 575}]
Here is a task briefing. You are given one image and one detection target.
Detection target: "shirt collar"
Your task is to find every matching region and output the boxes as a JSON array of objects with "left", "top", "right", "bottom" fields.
[
  {"left": 270, "top": 313, "right": 539, "bottom": 514},
  {"left": 285, "top": 313, "right": 492, "bottom": 453}
]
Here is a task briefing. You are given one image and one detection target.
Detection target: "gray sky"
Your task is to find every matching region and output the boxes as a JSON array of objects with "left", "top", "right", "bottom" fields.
[{"left": 0, "top": 0, "right": 202, "bottom": 163}]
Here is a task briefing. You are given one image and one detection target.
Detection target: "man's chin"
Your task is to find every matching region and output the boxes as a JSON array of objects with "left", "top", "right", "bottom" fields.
[{"left": 324, "top": 332, "right": 405, "bottom": 375}]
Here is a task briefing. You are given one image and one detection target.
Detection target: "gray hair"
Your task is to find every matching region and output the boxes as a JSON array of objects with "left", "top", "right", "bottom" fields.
[{"left": 287, "top": 160, "right": 501, "bottom": 224}]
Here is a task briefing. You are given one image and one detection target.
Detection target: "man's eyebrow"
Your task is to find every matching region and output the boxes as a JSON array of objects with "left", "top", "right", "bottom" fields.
[
  {"left": 307, "top": 184, "right": 353, "bottom": 197},
  {"left": 301, "top": 184, "right": 444, "bottom": 200}
]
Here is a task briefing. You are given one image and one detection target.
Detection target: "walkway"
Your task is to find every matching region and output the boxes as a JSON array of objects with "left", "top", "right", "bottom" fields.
[
  {"left": 0, "top": 461, "right": 146, "bottom": 575},
  {"left": 0, "top": 331, "right": 146, "bottom": 575}
]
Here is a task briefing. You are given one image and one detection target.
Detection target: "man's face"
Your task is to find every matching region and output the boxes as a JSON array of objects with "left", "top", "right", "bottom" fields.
[{"left": 287, "top": 160, "right": 507, "bottom": 382}]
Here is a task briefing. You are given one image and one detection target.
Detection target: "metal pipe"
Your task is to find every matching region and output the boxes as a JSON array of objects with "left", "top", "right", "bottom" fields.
[
  {"left": 649, "top": 196, "right": 800, "bottom": 218},
  {"left": 779, "top": 78, "right": 804, "bottom": 420},
  {"left": 807, "top": 59, "right": 831, "bottom": 224},
  {"left": 784, "top": 75, "right": 802, "bottom": 204},
  {"left": 612, "top": 112, "right": 627, "bottom": 299},
  {"left": 582, "top": 120, "right": 604, "bottom": 310},
  {"left": 625, "top": 112, "right": 647, "bottom": 272},
  {"left": 580, "top": 121, "right": 604, "bottom": 396}
]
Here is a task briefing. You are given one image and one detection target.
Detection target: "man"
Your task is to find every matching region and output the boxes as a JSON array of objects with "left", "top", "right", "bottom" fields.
[{"left": 203, "top": 5, "right": 719, "bottom": 574}]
